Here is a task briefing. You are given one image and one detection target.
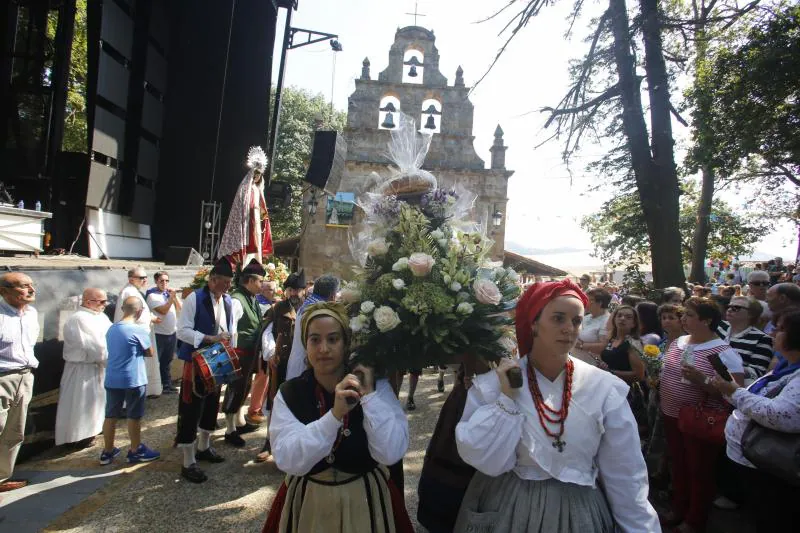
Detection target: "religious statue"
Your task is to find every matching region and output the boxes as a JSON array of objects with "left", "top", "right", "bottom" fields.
[
  {"left": 218, "top": 146, "right": 274, "bottom": 266},
  {"left": 328, "top": 205, "right": 339, "bottom": 225}
]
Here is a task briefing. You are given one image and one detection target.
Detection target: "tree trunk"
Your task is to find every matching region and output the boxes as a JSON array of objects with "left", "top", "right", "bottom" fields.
[
  {"left": 689, "top": 166, "right": 715, "bottom": 282},
  {"left": 609, "top": 0, "right": 685, "bottom": 288}
]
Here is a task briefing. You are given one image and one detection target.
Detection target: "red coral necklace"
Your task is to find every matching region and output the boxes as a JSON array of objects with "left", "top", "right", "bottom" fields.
[{"left": 527, "top": 358, "right": 574, "bottom": 452}]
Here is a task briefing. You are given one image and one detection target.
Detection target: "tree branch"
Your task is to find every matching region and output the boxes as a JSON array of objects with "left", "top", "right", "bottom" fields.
[
  {"left": 669, "top": 101, "right": 689, "bottom": 126},
  {"left": 542, "top": 85, "right": 621, "bottom": 127}
]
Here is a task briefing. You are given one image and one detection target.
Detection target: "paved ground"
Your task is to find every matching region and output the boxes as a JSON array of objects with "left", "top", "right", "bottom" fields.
[{"left": 2, "top": 369, "right": 755, "bottom": 532}]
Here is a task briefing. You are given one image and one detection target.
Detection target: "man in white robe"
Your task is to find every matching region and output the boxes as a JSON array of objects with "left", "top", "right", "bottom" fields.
[
  {"left": 115, "top": 267, "right": 162, "bottom": 396},
  {"left": 55, "top": 288, "right": 112, "bottom": 446}
]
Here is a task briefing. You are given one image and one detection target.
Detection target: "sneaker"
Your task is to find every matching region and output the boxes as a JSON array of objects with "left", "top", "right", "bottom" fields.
[
  {"left": 99, "top": 447, "right": 121, "bottom": 465},
  {"left": 127, "top": 443, "right": 160, "bottom": 463},
  {"left": 406, "top": 398, "right": 416, "bottom": 411},
  {"left": 713, "top": 496, "right": 739, "bottom": 510}
]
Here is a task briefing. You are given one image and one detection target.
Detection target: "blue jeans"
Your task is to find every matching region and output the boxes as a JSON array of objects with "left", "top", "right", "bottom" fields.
[{"left": 155, "top": 333, "right": 177, "bottom": 389}]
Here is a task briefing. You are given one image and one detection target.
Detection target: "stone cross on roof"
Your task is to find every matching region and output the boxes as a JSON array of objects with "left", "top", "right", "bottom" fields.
[{"left": 405, "top": 1, "right": 426, "bottom": 26}]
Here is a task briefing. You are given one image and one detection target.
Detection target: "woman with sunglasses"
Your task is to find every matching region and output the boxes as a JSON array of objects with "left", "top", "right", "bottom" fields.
[{"left": 717, "top": 297, "right": 774, "bottom": 385}]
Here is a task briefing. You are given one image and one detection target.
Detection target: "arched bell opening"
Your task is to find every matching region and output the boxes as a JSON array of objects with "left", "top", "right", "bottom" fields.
[
  {"left": 378, "top": 95, "right": 401, "bottom": 130},
  {"left": 402, "top": 49, "right": 424, "bottom": 84},
  {"left": 420, "top": 98, "right": 442, "bottom": 134}
]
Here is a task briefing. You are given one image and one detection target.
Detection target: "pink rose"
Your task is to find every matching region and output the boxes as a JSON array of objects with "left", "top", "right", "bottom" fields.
[
  {"left": 473, "top": 278, "right": 502, "bottom": 305},
  {"left": 408, "top": 253, "right": 436, "bottom": 277}
]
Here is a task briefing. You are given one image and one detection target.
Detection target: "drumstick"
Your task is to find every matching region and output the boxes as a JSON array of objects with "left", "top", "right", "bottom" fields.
[{"left": 346, "top": 369, "right": 366, "bottom": 406}]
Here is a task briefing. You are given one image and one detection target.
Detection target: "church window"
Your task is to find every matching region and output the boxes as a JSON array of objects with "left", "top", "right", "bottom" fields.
[
  {"left": 421, "top": 98, "right": 442, "bottom": 133},
  {"left": 402, "top": 50, "right": 424, "bottom": 84},
  {"left": 379, "top": 95, "right": 401, "bottom": 130}
]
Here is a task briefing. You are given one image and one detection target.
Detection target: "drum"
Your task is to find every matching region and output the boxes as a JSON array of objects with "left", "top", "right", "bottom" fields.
[{"left": 192, "top": 341, "right": 242, "bottom": 395}]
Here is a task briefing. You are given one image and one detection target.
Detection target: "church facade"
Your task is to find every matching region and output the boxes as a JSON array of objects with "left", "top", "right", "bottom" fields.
[{"left": 298, "top": 26, "right": 515, "bottom": 278}]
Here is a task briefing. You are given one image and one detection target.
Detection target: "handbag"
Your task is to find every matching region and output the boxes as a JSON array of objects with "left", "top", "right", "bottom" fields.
[
  {"left": 678, "top": 398, "right": 730, "bottom": 445},
  {"left": 741, "top": 381, "right": 800, "bottom": 487}
]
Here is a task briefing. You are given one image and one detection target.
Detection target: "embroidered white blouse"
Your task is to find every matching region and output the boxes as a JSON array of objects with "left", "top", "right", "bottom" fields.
[
  {"left": 456, "top": 356, "right": 660, "bottom": 533},
  {"left": 724, "top": 369, "right": 800, "bottom": 468},
  {"left": 270, "top": 378, "right": 409, "bottom": 476}
]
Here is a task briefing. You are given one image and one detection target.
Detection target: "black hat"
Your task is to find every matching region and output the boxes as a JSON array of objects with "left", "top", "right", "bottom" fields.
[
  {"left": 211, "top": 257, "right": 234, "bottom": 278},
  {"left": 242, "top": 258, "right": 266, "bottom": 277},
  {"left": 284, "top": 269, "right": 306, "bottom": 290}
]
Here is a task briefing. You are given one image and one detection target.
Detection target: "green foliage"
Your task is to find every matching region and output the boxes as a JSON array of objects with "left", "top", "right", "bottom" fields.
[
  {"left": 581, "top": 182, "right": 771, "bottom": 266},
  {"left": 268, "top": 87, "right": 346, "bottom": 240},
  {"left": 686, "top": 3, "right": 800, "bottom": 185}
]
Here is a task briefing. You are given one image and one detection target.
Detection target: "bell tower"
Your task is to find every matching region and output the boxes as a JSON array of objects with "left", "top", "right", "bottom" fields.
[{"left": 299, "top": 26, "right": 514, "bottom": 276}]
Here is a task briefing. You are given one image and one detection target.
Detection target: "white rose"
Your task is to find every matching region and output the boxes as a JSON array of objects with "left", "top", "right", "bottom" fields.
[
  {"left": 392, "top": 279, "right": 406, "bottom": 290},
  {"left": 450, "top": 281, "right": 462, "bottom": 292},
  {"left": 456, "top": 302, "right": 474, "bottom": 315},
  {"left": 392, "top": 257, "right": 409, "bottom": 271},
  {"left": 373, "top": 306, "right": 401, "bottom": 332},
  {"left": 339, "top": 285, "right": 361, "bottom": 303},
  {"left": 430, "top": 229, "right": 444, "bottom": 240},
  {"left": 266, "top": 263, "right": 276, "bottom": 271},
  {"left": 473, "top": 278, "right": 502, "bottom": 305},
  {"left": 350, "top": 316, "right": 366, "bottom": 332},
  {"left": 438, "top": 238, "right": 449, "bottom": 249},
  {"left": 408, "top": 253, "right": 436, "bottom": 277},
  {"left": 360, "top": 301, "right": 375, "bottom": 314},
  {"left": 367, "top": 238, "right": 389, "bottom": 256}
]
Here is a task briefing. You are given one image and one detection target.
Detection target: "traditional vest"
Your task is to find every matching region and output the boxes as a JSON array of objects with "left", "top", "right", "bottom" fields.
[
  {"left": 177, "top": 287, "right": 233, "bottom": 362},
  {"left": 280, "top": 370, "right": 377, "bottom": 476},
  {"left": 231, "top": 286, "right": 261, "bottom": 351}
]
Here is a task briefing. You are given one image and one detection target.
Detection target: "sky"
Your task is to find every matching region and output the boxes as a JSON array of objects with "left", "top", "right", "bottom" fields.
[{"left": 271, "top": 0, "right": 798, "bottom": 269}]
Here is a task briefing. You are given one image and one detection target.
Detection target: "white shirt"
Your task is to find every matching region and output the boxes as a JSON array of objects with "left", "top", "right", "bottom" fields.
[
  {"left": 725, "top": 370, "right": 800, "bottom": 468},
  {"left": 578, "top": 313, "right": 610, "bottom": 344},
  {"left": 456, "top": 356, "right": 660, "bottom": 533},
  {"left": 177, "top": 291, "right": 235, "bottom": 349},
  {"left": 114, "top": 284, "right": 152, "bottom": 328},
  {"left": 62, "top": 307, "right": 111, "bottom": 364},
  {"left": 270, "top": 379, "right": 409, "bottom": 476},
  {"left": 0, "top": 300, "right": 40, "bottom": 371},
  {"left": 146, "top": 292, "right": 177, "bottom": 335},
  {"left": 286, "top": 308, "right": 308, "bottom": 381}
]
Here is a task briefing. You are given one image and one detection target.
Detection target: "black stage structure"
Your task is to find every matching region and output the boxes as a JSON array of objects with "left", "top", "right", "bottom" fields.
[{"left": 1, "top": 0, "right": 288, "bottom": 259}]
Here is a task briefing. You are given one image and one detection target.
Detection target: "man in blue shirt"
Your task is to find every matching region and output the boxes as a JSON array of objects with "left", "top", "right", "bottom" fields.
[{"left": 101, "top": 296, "right": 160, "bottom": 465}]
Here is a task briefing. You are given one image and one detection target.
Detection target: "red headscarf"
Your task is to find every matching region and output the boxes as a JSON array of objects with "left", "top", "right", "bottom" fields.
[{"left": 515, "top": 280, "right": 589, "bottom": 356}]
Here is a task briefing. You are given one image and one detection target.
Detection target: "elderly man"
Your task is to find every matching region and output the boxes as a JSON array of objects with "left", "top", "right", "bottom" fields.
[
  {"left": 175, "top": 258, "right": 236, "bottom": 483},
  {"left": 55, "top": 288, "right": 112, "bottom": 447},
  {"left": 747, "top": 270, "right": 772, "bottom": 326},
  {"left": 221, "top": 259, "right": 264, "bottom": 447},
  {"left": 285, "top": 274, "right": 340, "bottom": 381},
  {"left": 101, "top": 296, "right": 160, "bottom": 465},
  {"left": 146, "top": 271, "right": 181, "bottom": 394},
  {"left": 116, "top": 267, "right": 161, "bottom": 397},
  {"left": 765, "top": 283, "right": 800, "bottom": 332},
  {"left": 257, "top": 280, "right": 277, "bottom": 316},
  {"left": 0, "top": 272, "right": 39, "bottom": 492}
]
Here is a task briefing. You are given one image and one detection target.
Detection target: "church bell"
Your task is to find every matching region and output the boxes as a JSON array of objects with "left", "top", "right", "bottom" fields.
[
  {"left": 381, "top": 112, "right": 396, "bottom": 129},
  {"left": 424, "top": 114, "right": 436, "bottom": 129},
  {"left": 408, "top": 65, "right": 418, "bottom": 77}
]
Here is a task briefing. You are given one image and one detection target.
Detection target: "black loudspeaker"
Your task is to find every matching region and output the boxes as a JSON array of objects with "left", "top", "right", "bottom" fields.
[
  {"left": 304, "top": 131, "right": 347, "bottom": 194},
  {"left": 165, "top": 246, "right": 204, "bottom": 266}
]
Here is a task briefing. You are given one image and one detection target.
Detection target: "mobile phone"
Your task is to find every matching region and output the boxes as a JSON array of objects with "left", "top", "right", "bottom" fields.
[{"left": 708, "top": 353, "right": 733, "bottom": 382}]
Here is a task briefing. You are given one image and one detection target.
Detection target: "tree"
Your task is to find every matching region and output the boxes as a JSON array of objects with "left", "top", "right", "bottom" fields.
[
  {"left": 267, "top": 86, "right": 346, "bottom": 240},
  {"left": 581, "top": 183, "right": 771, "bottom": 269},
  {"left": 482, "top": 0, "right": 686, "bottom": 287}
]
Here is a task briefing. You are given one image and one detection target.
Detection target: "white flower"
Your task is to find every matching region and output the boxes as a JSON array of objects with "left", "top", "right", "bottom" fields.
[
  {"left": 506, "top": 268, "right": 520, "bottom": 283},
  {"left": 443, "top": 274, "right": 452, "bottom": 285},
  {"left": 408, "top": 253, "right": 436, "bottom": 277},
  {"left": 360, "top": 301, "right": 375, "bottom": 314},
  {"left": 430, "top": 229, "right": 444, "bottom": 240},
  {"left": 367, "top": 238, "right": 389, "bottom": 256},
  {"left": 266, "top": 263, "right": 276, "bottom": 271},
  {"left": 392, "top": 279, "right": 406, "bottom": 290},
  {"left": 450, "top": 281, "right": 462, "bottom": 292},
  {"left": 339, "top": 284, "right": 361, "bottom": 304},
  {"left": 457, "top": 291, "right": 471, "bottom": 303},
  {"left": 456, "top": 302, "right": 474, "bottom": 315},
  {"left": 438, "top": 238, "right": 449, "bottom": 249},
  {"left": 498, "top": 335, "right": 518, "bottom": 356},
  {"left": 350, "top": 315, "right": 367, "bottom": 332},
  {"left": 473, "top": 278, "right": 502, "bottom": 305},
  {"left": 392, "top": 257, "right": 409, "bottom": 271},
  {"left": 373, "top": 306, "right": 401, "bottom": 332}
]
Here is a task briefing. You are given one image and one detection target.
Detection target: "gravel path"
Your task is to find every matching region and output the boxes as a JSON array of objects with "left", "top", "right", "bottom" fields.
[{"left": 23, "top": 369, "right": 449, "bottom": 533}]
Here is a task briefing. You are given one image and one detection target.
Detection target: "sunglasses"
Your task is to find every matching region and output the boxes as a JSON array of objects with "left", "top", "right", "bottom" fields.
[
  {"left": 727, "top": 305, "right": 747, "bottom": 312},
  {"left": 134, "top": 276, "right": 147, "bottom": 280}
]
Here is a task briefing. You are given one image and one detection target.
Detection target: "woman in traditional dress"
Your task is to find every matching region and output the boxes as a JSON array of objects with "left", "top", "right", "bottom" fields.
[
  {"left": 454, "top": 280, "right": 659, "bottom": 532},
  {"left": 262, "top": 302, "right": 413, "bottom": 533}
]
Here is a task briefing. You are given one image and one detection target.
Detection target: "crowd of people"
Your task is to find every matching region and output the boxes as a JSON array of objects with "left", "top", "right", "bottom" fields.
[{"left": 0, "top": 257, "right": 798, "bottom": 532}]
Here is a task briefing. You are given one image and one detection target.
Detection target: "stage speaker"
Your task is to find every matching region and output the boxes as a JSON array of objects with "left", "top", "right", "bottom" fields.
[
  {"left": 165, "top": 246, "right": 204, "bottom": 266},
  {"left": 304, "top": 131, "right": 347, "bottom": 194}
]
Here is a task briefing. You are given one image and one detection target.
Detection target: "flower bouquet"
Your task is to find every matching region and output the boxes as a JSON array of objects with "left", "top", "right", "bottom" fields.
[
  {"left": 641, "top": 344, "right": 664, "bottom": 386},
  {"left": 263, "top": 258, "right": 290, "bottom": 298},
  {"left": 188, "top": 267, "right": 211, "bottom": 290},
  {"left": 344, "top": 114, "right": 521, "bottom": 372}
]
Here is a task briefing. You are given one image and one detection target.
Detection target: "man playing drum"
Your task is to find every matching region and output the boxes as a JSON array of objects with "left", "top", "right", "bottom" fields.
[{"left": 175, "top": 258, "right": 236, "bottom": 483}]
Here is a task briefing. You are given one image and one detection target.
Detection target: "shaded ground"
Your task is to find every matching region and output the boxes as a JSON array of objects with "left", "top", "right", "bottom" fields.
[{"left": 3, "top": 369, "right": 754, "bottom": 532}]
